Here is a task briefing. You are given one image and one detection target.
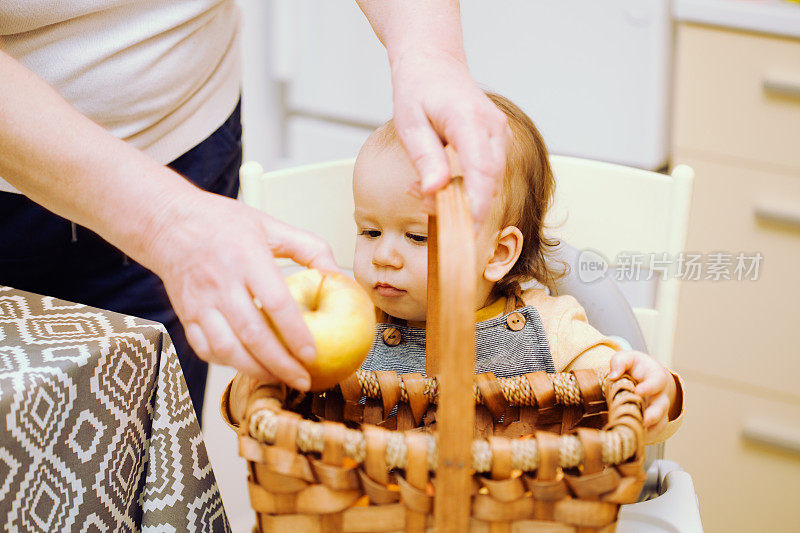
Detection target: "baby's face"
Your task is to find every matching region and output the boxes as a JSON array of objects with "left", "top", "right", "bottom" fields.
[
  {"left": 353, "top": 141, "right": 430, "bottom": 322},
  {"left": 353, "top": 139, "right": 502, "bottom": 322}
]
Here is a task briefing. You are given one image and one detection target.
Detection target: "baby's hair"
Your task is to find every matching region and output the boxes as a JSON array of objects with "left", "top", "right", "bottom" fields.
[
  {"left": 370, "top": 91, "right": 564, "bottom": 298},
  {"left": 484, "top": 91, "right": 563, "bottom": 300}
]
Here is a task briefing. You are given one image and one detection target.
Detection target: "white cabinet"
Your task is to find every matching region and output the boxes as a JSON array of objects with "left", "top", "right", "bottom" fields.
[
  {"left": 460, "top": 0, "right": 671, "bottom": 169},
  {"left": 268, "top": 0, "right": 672, "bottom": 170},
  {"left": 670, "top": 22, "right": 800, "bottom": 533},
  {"left": 667, "top": 374, "right": 800, "bottom": 533}
]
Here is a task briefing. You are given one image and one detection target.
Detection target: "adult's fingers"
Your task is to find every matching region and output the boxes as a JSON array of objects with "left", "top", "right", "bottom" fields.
[
  {"left": 264, "top": 218, "right": 340, "bottom": 273},
  {"left": 394, "top": 104, "right": 450, "bottom": 194},
  {"left": 488, "top": 122, "right": 511, "bottom": 178},
  {"left": 185, "top": 321, "right": 210, "bottom": 359},
  {"left": 224, "top": 285, "right": 311, "bottom": 391},
  {"left": 452, "top": 102, "right": 509, "bottom": 223},
  {"left": 245, "top": 251, "right": 318, "bottom": 367},
  {"left": 188, "top": 309, "right": 275, "bottom": 382},
  {"left": 447, "top": 116, "right": 504, "bottom": 224},
  {"left": 484, "top": 108, "right": 511, "bottom": 189},
  {"left": 486, "top": 106, "right": 512, "bottom": 141}
]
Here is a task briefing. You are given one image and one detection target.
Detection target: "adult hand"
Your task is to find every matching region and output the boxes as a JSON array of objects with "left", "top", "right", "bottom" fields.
[
  {"left": 390, "top": 48, "right": 510, "bottom": 224},
  {"left": 146, "top": 190, "right": 339, "bottom": 390}
]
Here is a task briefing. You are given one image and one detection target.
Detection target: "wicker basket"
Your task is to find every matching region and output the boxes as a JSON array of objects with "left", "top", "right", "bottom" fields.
[{"left": 222, "top": 159, "right": 647, "bottom": 533}]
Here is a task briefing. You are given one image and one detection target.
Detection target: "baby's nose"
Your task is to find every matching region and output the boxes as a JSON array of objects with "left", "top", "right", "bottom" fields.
[{"left": 373, "top": 241, "right": 402, "bottom": 268}]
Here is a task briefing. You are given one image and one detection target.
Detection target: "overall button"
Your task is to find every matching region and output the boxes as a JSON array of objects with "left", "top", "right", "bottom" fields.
[
  {"left": 506, "top": 312, "right": 526, "bottom": 331},
  {"left": 382, "top": 327, "right": 402, "bottom": 346}
]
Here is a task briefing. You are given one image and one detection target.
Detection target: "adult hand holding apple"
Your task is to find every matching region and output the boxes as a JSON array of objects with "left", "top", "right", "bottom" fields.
[
  {"left": 228, "top": 269, "right": 376, "bottom": 422},
  {"left": 284, "top": 268, "right": 376, "bottom": 391}
]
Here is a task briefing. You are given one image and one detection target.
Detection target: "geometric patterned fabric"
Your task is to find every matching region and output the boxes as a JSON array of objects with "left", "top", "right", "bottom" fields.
[{"left": 0, "top": 286, "right": 231, "bottom": 532}]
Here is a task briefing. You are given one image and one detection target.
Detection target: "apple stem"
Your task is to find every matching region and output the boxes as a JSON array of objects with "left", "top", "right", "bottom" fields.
[{"left": 312, "top": 274, "right": 326, "bottom": 312}]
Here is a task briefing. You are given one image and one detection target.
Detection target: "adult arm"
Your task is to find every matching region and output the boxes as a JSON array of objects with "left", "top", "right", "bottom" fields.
[
  {"left": 355, "top": 0, "right": 510, "bottom": 224},
  {"left": 0, "top": 50, "right": 338, "bottom": 390}
]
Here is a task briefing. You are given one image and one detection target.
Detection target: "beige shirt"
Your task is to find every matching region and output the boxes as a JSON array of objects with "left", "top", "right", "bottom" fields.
[{"left": 0, "top": 0, "right": 241, "bottom": 192}]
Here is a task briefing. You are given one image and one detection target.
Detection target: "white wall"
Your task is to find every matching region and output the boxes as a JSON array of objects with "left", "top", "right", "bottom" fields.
[{"left": 239, "top": 0, "right": 282, "bottom": 167}]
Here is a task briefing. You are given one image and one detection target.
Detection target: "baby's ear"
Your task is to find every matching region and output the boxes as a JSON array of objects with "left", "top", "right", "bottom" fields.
[{"left": 483, "top": 226, "right": 524, "bottom": 282}]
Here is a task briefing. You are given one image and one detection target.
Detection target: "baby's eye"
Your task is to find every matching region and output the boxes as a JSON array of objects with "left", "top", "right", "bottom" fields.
[
  {"left": 359, "top": 229, "right": 381, "bottom": 238},
  {"left": 406, "top": 233, "right": 427, "bottom": 244}
]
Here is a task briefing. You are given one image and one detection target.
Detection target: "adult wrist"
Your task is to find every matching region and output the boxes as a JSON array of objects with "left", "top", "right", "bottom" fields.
[
  {"left": 389, "top": 44, "right": 467, "bottom": 77},
  {"left": 115, "top": 168, "right": 204, "bottom": 275}
]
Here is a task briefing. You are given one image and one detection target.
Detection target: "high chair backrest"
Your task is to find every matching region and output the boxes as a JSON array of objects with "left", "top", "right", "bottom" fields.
[
  {"left": 241, "top": 160, "right": 358, "bottom": 269},
  {"left": 545, "top": 156, "right": 694, "bottom": 366},
  {"left": 239, "top": 156, "right": 694, "bottom": 367}
]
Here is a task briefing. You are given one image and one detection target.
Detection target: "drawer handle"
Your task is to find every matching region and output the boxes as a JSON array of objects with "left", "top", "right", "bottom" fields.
[
  {"left": 741, "top": 418, "right": 800, "bottom": 457},
  {"left": 754, "top": 201, "right": 800, "bottom": 230},
  {"left": 762, "top": 74, "right": 800, "bottom": 100}
]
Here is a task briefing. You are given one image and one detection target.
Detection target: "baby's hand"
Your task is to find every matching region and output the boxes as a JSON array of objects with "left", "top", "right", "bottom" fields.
[{"left": 608, "top": 351, "right": 675, "bottom": 441}]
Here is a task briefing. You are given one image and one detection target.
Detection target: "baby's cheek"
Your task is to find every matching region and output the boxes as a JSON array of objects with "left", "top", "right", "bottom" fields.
[
  {"left": 353, "top": 269, "right": 373, "bottom": 300},
  {"left": 401, "top": 299, "right": 428, "bottom": 323},
  {"left": 352, "top": 248, "right": 370, "bottom": 286},
  {"left": 352, "top": 265, "right": 365, "bottom": 288},
  {"left": 409, "top": 283, "right": 429, "bottom": 317},
  {"left": 408, "top": 250, "right": 428, "bottom": 285}
]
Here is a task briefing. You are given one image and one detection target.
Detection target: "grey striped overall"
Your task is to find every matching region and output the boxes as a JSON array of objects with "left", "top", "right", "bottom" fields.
[{"left": 361, "top": 296, "right": 556, "bottom": 377}]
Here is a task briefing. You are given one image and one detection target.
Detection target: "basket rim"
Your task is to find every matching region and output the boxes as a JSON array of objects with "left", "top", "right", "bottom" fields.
[{"left": 234, "top": 369, "right": 645, "bottom": 475}]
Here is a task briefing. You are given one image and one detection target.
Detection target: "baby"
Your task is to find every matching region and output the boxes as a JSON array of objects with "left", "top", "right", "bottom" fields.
[{"left": 352, "top": 92, "right": 683, "bottom": 444}]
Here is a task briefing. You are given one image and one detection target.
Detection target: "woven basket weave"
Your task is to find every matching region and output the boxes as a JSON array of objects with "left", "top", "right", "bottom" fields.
[{"left": 222, "top": 155, "right": 646, "bottom": 532}]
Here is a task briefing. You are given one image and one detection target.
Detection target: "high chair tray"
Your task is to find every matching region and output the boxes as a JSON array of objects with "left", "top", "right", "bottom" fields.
[{"left": 617, "top": 459, "right": 703, "bottom": 532}]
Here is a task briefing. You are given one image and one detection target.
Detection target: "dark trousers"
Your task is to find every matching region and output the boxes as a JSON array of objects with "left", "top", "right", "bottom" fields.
[{"left": 0, "top": 101, "right": 243, "bottom": 423}]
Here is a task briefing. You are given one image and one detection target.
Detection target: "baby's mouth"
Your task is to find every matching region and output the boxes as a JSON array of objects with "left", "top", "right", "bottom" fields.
[{"left": 374, "top": 283, "right": 406, "bottom": 297}]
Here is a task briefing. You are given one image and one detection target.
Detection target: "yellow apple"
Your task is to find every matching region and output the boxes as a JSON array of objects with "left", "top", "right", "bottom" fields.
[{"left": 285, "top": 268, "right": 376, "bottom": 391}]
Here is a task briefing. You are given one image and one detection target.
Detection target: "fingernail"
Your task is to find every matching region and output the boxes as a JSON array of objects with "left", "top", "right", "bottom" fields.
[
  {"left": 300, "top": 345, "right": 316, "bottom": 364},
  {"left": 420, "top": 175, "right": 433, "bottom": 193},
  {"left": 421, "top": 171, "right": 443, "bottom": 192},
  {"left": 293, "top": 376, "right": 310, "bottom": 391},
  {"left": 421, "top": 168, "right": 448, "bottom": 193}
]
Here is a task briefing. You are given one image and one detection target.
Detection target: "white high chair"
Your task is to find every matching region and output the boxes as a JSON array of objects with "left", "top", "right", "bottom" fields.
[
  {"left": 206, "top": 156, "right": 702, "bottom": 532},
  {"left": 546, "top": 156, "right": 694, "bottom": 368},
  {"left": 237, "top": 156, "right": 694, "bottom": 367}
]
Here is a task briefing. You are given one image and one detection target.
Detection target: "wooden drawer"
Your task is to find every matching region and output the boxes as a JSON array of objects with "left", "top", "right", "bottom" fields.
[
  {"left": 673, "top": 24, "right": 800, "bottom": 171},
  {"left": 666, "top": 374, "right": 800, "bottom": 533},
  {"left": 672, "top": 156, "right": 800, "bottom": 398}
]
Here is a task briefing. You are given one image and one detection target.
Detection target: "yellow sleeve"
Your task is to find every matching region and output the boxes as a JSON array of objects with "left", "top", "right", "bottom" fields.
[
  {"left": 523, "top": 288, "right": 684, "bottom": 445},
  {"left": 540, "top": 292, "right": 620, "bottom": 372}
]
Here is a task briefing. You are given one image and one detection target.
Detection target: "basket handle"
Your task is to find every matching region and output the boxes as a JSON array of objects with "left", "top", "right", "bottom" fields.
[{"left": 428, "top": 146, "right": 475, "bottom": 532}]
